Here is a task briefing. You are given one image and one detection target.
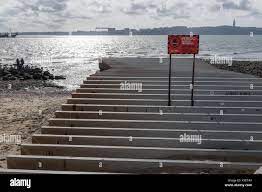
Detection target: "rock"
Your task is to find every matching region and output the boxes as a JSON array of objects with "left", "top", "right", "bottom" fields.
[
  {"left": 33, "top": 73, "right": 42, "bottom": 80},
  {"left": 1, "top": 62, "right": 62, "bottom": 83},
  {"left": 34, "top": 68, "right": 43, "bottom": 73},
  {"left": 49, "top": 74, "right": 54, "bottom": 80},
  {"left": 43, "top": 71, "right": 51, "bottom": 76},
  {"left": 42, "top": 76, "right": 49, "bottom": 81},
  {"left": 2, "top": 70, "right": 9, "bottom": 76},
  {"left": 23, "top": 73, "right": 32, "bottom": 80},
  {"left": 54, "top": 75, "right": 66, "bottom": 80},
  {"left": 2, "top": 76, "right": 9, "bottom": 81},
  {"left": 99, "top": 61, "right": 112, "bottom": 71},
  {"left": 9, "top": 76, "right": 17, "bottom": 81}
]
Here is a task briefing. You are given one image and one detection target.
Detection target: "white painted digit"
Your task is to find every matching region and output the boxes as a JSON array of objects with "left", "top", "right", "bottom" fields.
[
  {"left": 190, "top": 84, "right": 193, "bottom": 90},
  {"left": 159, "top": 57, "right": 163, "bottom": 64}
]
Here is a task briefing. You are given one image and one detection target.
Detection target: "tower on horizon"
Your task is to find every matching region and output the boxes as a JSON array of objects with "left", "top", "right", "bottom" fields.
[{"left": 233, "top": 19, "right": 236, "bottom": 27}]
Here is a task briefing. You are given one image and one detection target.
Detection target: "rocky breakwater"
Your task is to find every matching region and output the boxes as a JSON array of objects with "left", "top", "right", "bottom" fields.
[
  {"left": 0, "top": 64, "right": 66, "bottom": 81},
  {"left": 210, "top": 61, "right": 262, "bottom": 78}
]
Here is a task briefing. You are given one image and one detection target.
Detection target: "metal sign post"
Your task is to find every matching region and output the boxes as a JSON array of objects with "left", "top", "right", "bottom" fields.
[
  {"left": 168, "top": 54, "right": 172, "bottom": 106},
  {"left": 191, "top": 54, "right": 196, "bottom": 106}
]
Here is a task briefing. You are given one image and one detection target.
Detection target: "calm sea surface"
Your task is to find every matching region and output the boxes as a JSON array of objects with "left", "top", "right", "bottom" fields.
[{"left": 1, "top": 35, "right": 262, "bottom": 89}]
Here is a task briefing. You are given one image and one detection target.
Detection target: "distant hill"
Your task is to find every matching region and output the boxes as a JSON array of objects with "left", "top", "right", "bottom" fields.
[{"left": 19, "top": 26, "right": 262, "bottom": 36}]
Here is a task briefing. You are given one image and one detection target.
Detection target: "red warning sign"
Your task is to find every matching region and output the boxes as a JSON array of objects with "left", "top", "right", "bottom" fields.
[{"left": 168, "top": 35, "right": 199, "bottom": 54}]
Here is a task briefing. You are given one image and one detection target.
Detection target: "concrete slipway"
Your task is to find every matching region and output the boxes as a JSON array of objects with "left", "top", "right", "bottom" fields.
[{"left": 4, "top": 57, "right": 262, "bottom": 174}]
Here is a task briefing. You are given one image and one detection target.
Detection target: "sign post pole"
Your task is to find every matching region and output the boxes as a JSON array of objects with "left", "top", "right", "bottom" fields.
[
  {"left": 168, "top": 54, "right": 172, "bottom": 106},
  {"left": 168, "top": 34, "right": 199, "bottom": 107},
  {"left": 191, "top": 54, "right": 196, "bottom": 106}
]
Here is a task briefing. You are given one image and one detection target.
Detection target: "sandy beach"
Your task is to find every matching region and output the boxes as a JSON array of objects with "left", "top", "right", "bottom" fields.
[{"left": 0, "top": 80, "right": 70, "bottom": 168}]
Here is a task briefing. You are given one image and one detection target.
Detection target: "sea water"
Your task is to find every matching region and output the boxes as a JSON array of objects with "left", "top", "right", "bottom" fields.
[{"left": 1, "top": 35, "right": 262, "bottom": 90}]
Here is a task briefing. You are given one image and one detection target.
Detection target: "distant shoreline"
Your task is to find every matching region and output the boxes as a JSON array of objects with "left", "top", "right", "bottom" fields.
[
  {"left": 7, "top": 25, "right": 262, "bottom": 36},
  {"left": 15, "top": 34, "right": 262, "bottom": 37}
]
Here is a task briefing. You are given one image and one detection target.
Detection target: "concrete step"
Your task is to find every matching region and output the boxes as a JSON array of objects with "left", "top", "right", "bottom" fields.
[
  {"left": 71, "top": 93, "right": 262, "bottom": 101},
  {"left": 20, "top": 144, "right": 262, "bottom": 162},
  {"left": 92, "top": 72, "right": 255, "bottom": 78},
  {"left": 76, "top": 88, "right": 262, "bottom": 95},
  {"left": 83, "top": 80, "right": 262, "bottom": 86},
  {"left": 48, "top": 118, "right": 262, "bottom": 131},
  {"left": 67, "top": 98, "right": 262, "bottom": 107},
  {"left": 32, "top": 134, "right": 262, "bottom": 150},
  {"left": 7, "top": 155, "right": 260, "bottom": 174},
  {"left": 0, "top": 168, "right": 112, "bottom": 174},
  {"left": 41, "top": 126, "right": 262, "bottom": 140},
  {"left": 61, "top": 104, "right": 262, "bottom": 114},
  {"left": 80, "top": 84, "right": 261, "bottom": 90},
  {"left": 55, "top": 111, "right": 262, "bottom": 123},
  {"left": 88, "top": 76, "right": 262, "bottom": 81}
]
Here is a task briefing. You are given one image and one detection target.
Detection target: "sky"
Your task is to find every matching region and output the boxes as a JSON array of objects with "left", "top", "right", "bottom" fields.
[{"left": 0, "top": 0, "right": 262, "bottom": 32}]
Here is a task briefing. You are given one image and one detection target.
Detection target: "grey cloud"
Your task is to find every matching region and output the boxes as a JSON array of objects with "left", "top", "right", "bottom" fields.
[
  {"left": 121, "top": 1, "right": 157, "bottom": 15},
  {"left": 217, "top": 0, "right": 252, "bottom": 11},
  {"left": 62, "top": 12, "right": 93, "bottom": 20},
  {"left": 30, "top": 0, "right": 68, "bottom": 13},
  {"left": 212, "top": 0, "right": 262, "bottom": 18},
  {"left": 88, "top": 1, "right": 112, "bottom": 13},
  {"left": 0, "top": 0, "right": 70, "bottom": 30},
  {"left": 121, "top": 1, "right": 190, "bottom": 19},
  {"left": 154, "top": 2, "right": 191, "bottom": 19}
]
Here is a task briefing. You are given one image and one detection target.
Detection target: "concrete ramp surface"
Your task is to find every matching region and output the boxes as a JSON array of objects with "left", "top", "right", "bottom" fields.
[{"left": 6, "top": 57, "right": 262, "bottom": 174}]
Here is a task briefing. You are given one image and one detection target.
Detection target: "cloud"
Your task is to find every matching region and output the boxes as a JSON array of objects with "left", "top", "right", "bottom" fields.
[
  {"left": 218, "top": 0, "right": 252, "bottom": 11},
  {"left": 154, "top": 2, "right": 191, "bottom": 19},
  {"left": 0, "top": 0, "right": 261, "bottom": 31},
  {"left": 121, "top": 1, "right": 157, "bottom": 15}
]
